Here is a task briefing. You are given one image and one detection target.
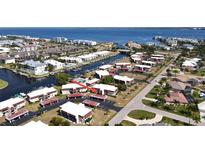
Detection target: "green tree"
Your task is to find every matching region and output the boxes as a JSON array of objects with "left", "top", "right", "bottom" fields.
[
  {"left": 49, "top": 117, "right": 70, "bottom": 126},
  {"left": 47, "top": 64, "right": 54, "bottom": 72},
  {"left": 54, "top": 73, "right": 69, "bottom": 86},
  {"left": 100, "top": 76, "right": 114, "bottom": 84},
  {"left": 118, "top": 84, "right": 127, "bottom": 91},
  {"left": 172, "top": 69, "right": 179, "bottom": 76}
]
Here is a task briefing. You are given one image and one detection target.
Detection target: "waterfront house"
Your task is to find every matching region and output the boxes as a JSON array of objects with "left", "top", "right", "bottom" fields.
[
  {"left": 113, "top": 75, "right": 134, "bottom": 85},
  {"left": 95, "top": 70, "right": 110, "bottom": 78},
  {"left": 60, "top": 57, "right": 83, "bottom": 63},
  {"left": 115, "top": 62, "right": 132, "bottom": 71},
  {"left": 0, "top": 97, "right": 26, "bottom": 117},
  {"left": 21, "top": 60, "right": 48, "bottom": 76},
  {"left": 92, "top": 84, "right": 118, "bottom": 96},
  {"left": 5, "top": 109, "right": 29, "bottom": 123},
  {"left": 61, "top": 83, "right": 86, "bottom": 94},
  {"left": 165, "top": 91, "right": 188, "bottom": 104},
  {"left": 99, "top": 64, "right": 113, "bottom": 70},
  {"left": 133, "top": 64, "right": 151, "bottom": 72},
  {"left": 44, "top": 59, "right": 64, "bottom": 70},
  {"left": 86, "top": 78, "right": 100, "bottom": 86},
  {"left": 27, "top": 87, "right": 57, "bottom": 103},
  {"left": 60, "top": 101, "right": 92, "bottom": 124},
  {"left": 0, "top": 56, "right": 15, "bottom": 64}
]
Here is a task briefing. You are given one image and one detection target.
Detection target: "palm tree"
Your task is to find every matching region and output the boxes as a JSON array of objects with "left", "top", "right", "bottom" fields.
[{"left": 173, "top": 69, "right": 179, "bottom": 76}]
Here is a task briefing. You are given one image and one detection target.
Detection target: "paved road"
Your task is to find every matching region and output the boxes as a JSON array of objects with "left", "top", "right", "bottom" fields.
[{"left": 109, "top": 54, "right": 205, "bottom": 126}]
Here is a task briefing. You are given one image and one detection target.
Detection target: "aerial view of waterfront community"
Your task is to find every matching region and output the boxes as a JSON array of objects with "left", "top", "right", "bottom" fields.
[{"left": 1, "top": 28, "right": 205, "bottom": 126}]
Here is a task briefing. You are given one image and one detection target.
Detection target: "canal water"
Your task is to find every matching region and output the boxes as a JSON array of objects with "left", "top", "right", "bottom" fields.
[{"left": 0, "top": 53, "right": 127, "bottom": 102}]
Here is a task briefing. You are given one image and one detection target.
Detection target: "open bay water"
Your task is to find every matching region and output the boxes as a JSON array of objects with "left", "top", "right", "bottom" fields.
[{"left": 0, "top": 28, "right": 205, "bottom": 44}]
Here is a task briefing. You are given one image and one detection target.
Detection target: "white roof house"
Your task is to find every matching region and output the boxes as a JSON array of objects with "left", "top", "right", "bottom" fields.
[
  {"left": 114, "top": 75, "right": 134, "bottom": 84},
  {"left": 198, "top": 101, "right": 205, "bottom": 121},
  {"left": 182, "top": 59, "right": 199, "bottom": 68},
  {"left": 62, "top": 83, "right": 83, "bottom": 90},
  {"left": 0, "top": 47, "right": 10, "bottom": 54},
  {"left": 95, "top": 51, "right": 110, "bottom": 56},
  {"left": 86, "top": 78, "right": 100, "bottom": 85},
  {"left": 135, "top": 64, "right": 151, "bottom": 69},
  {"left": 95, "top": 70, "right": 110, "bottom": 78},
  {"left": 151, "top": 56, "right": 165, "bottom": 60},
  {"left": 182, "top": 61, "right": 197, "bottom": 67},
  {"left": 99, "top": 64, "right": 113, "bottom": 70},
  {"left": 152, "top": 54, "right": 164, "bottom": 57},
  {"left": 24, "top": 120, "right": 47, "bottom": 126},
  {"left": 44, "top": 59, "right": 64, "bottom": 69},
  {"left": 93, "top": 84, "right": 118, "bottom": 95},
  {"left": 142, "top": 60, "right": 156, "bottom": 66},
  {"left": 60, "top": 57, "right": 83, "bottom": 63},
  {"left": 60, "top": 102, "right": 92, "bottom": 117},
  {"left": 27, "top": 87, "right": 57, "bottom": 99},
  {"left": 115, "top": 62, "right": 131, "bottom": 66},
  {"left": 0, "top": 97, "right": 25, "bottom": 111}
]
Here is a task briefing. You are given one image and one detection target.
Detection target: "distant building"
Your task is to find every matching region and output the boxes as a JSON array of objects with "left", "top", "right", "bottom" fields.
[
  {"left": 21, "top": 60, "right": 48, "bottom": 75},
  {"left": 127, "top": 41, "right": 142, "bottom": 49},
  {"left": 44, "top": 59, "right": 64, "bottom": 70},
  {"left": 60, "top": 57, "right": 83, "bottom": 63},
  {"left": 73, "top": 40, "right": 97, "bottom": 46},
  {"left": 53, "top": 37, "right": 67, "bottom": 43},
  {"left": 0, "top": 47, "right": 10, "bottom": 54},
  {"left": 0, "top": 56, "right": 15, "bottom": 64}
]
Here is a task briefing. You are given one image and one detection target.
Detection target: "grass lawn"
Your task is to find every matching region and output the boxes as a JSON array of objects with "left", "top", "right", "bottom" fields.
[
  {"left": 142, "top": 99, "right": 200, "bottom": 122},
  {"left": 121, "top": 120, "right": 136, "bottom": 126},
  {"left": 0, "top": 79, "right": 8, "bottom": 89},
  {"left": 128, "top": 110, "right": 156, "bottom": 120},
  {"left": 160, "top": 117, "right": 192, "bottom": 126}
]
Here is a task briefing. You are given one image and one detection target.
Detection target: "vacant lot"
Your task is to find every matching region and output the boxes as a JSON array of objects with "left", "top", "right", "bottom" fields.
[
  {"left": 120, "top": 72, "right": 147, "bottom": 81},
  {"left": 90, "top": 108, "right": 115, "bottom": 126}
]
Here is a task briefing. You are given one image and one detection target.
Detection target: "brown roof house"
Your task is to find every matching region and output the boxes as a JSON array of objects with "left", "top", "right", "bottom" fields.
[
  {"left": 168, "top": 81, "right": 191, "bottom": 92},
  {"left": 165, "top": 91, "right": 188, "bottom": 104}
]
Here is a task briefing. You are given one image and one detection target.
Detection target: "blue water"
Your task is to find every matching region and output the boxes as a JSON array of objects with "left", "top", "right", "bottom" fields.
[
  {"left": 0, "top": 28, "right": 205, "bottom": 44},
  {"left": 0, "top": 53, "right": 126, "bottom": 101}
]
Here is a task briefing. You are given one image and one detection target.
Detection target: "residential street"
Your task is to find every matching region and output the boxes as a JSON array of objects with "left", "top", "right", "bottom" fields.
[{"left": 109, "top": 54, "right": 205, "bottom": 126}]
